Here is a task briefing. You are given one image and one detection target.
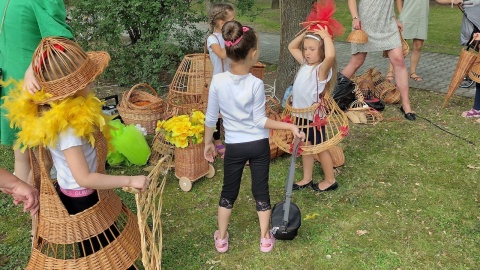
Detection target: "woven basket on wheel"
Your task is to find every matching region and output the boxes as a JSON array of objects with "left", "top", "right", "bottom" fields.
[
  {"left": 117, "top": 83, "right": 166, "bottom": 134},
  {"left": 167, "top": 53, "right": 212, "bottom": 115},
  {"left": 346, "top": 29, "right": 368, "bottom": 44},
  {"left": 27, "top": 132, "right": 141, "bottom": 270},
  {"left": 250, "top": 62, "right": 266, "bottom": 80},
  {"left": 272, "top": 93, "right": 349, "bottom": 156},
  {"left": 443, "top": 45, "right": 479, "bottom": 108},
  {"left": 174, "top": 142, "right": 209, "bottom": 181}
]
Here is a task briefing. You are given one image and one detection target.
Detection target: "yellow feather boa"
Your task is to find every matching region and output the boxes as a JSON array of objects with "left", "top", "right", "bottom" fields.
[{"left": 1, "top": 79, "right": 112, "bottom": 151}]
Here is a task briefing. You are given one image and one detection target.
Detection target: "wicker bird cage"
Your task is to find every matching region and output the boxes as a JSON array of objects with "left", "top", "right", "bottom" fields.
[
  {"left": 27, "top": 132, "right": 141, "bottom": 270},
  {"left": 167, "top": 54, "right": 212, "bottom": 115},
  {"left": 117, "top": 83, "right": 167, "bottom": 134},
  {"left": 353, "top": 68, "right": 400, "bottom": 104},
  {"left": 346, "top": 29, "right": 368, "bottom": 44},
  {"left": 272, "top": 93, "right": 349, "bottom": 156},
  {"left": 250, "top": 62, "right": 266, "bottom": 80}
]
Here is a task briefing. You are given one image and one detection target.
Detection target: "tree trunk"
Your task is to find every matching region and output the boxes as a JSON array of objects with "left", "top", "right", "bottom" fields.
[
  {"left": 275, "top": 0, "right": 312, "bottom": 101},
  {"left": 271, "top": 0, "right": 279, "bottom": 9}
]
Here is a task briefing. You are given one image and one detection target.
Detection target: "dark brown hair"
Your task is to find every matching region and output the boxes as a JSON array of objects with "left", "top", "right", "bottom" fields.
[
  {"left": 222, "top": 21, "right": 257, "bottom": 62},
  {"left": 208, "top": 3, "right": 235, "bottom": 32}
]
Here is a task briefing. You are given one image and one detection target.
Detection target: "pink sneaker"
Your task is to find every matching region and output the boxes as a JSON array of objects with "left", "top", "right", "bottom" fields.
[
  {"left": 214, "top": 230, "right": 229, "bottom": 253},
  {"left": 260, "top": 232, "right": 275, "bottom": 253},
  {"left": 461, "top": 109, "right": 480, "bottom": 118}
]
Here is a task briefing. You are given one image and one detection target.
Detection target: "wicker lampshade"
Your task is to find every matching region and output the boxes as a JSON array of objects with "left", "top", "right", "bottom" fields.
[{"left": 32, "top": 37, "right": 110, "bottom": 104}]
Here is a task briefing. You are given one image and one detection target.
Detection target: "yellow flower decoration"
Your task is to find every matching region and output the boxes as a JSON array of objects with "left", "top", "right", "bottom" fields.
[{"left": 155, "top": 110, "right": 206, "bottom": 148}]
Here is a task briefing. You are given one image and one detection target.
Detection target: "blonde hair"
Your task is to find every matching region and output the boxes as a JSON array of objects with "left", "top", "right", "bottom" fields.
[
  {"left": 302, "top": 33, "right": 337, "bottom": 95},
  {"left": 208, "top": 3, "right": 235, "bottom": 32}
]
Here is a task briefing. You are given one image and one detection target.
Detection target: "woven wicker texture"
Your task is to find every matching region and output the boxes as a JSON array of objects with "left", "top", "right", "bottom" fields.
[
  {"left": 382, "top": 32, "right": 409, "bottom": 58},
  {"left": 250, "top": 62, "right": 266, "bottom": 80},
  {"left": 149, "top": 131, "right": 175, "bottom": 165},
  {"left": 27, "top": 132, "right": 141, "bottom": 269},
  {"left": 346, "top": 29, "right": 368, "bottom": 44},
  {"left": 468, "top": 54, "right": 480, "bottom": 83},
  {"left": 117, "top": 84, "right": 166, "bottom": 135},
  {"left": 265, "top": 97, "right": 290, "bottom": 160},
  {"left": 167, "top": 54, "right": 212, "bottom": 114},
  {"left": 32, "top": 37, "right": 110, "bottom": 104},
  {"left": 272, "top": 93, "right": 348, "bottom": 155},
  {"left": 315, "top": 145, "right": 345, "bottom": 167},
  {"left": 174, "top": 142, "right": 209, "bottom": 181},
  {"left": 443, "top": 46, "right": 478, "bottom": 108},
  {"left": 353, "top": 68, "right": 400, "bottom": 104},
  {"left": 134, "top": 155, "right": 172, "bottom": 270}
]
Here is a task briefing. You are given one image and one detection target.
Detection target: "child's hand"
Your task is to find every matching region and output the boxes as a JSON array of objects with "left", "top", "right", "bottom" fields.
[
  {"left": 128, "top": 175, "right": 150, "bottom": 193},
  {"left": 204, "top": 142, "right": 216, "bottom": 163},
  {"left": 23, "top": 65, "right": 41, "bottom": 94},
  {"left": 290, "top": 125, "right": 305, "bottom": 141},
  {"left": 313, "top": 24, "right": 331, "bottom": 39}
]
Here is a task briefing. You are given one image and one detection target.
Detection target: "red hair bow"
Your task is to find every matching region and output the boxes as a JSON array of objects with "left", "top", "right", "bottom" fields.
[{"left": 301, "top": 0, "right": 345, "bottom": 38}]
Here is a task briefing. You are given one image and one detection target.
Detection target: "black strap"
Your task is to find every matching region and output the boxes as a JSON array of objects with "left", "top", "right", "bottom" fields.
[{"left": 282, "top": 137, "right": 301, "bottom": 225}]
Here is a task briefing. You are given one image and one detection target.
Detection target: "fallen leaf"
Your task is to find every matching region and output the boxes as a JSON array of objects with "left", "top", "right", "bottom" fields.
[
  {"left": 304, "top": 213, "right": 320, "bottom": 220},
  {"left": 356, "top": 230, "right": 368, "bottom": 236}
]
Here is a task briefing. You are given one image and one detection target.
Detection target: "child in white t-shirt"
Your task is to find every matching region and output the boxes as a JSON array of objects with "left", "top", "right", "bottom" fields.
[
  {"left": 206, "top": 3, "right": 235, "bottom": 158},
  {"left": 204, "top": 21, "right": 304, "bottom": 253}
]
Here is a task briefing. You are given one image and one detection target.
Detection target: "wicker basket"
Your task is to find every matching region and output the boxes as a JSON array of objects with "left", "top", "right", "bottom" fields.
[
  {"left": 265, "top": 98, "right": 290, "bottom": 160},
  {"left": 354, "top": 68, "right": 400, "bottom": 104},
  {"left": 117, "top": 83, "right": 166, "bottom": 134},
  {"left": 443, "top": 46, "right": 479, "bottom": 107},
  {"left": 317, "top": 145, "right": 345, "bottom": 167},
  {"left": 468, "top": 56, "right": 480, "bottom": 83},
  {"left": 27, "top": 133, "right": 141, "bottom": 270},
  {"left": 174, "top": 143, "right": 209, "bottom": 182},
  {"left": 272, "top": 93, "right": 349, "bottom": 156},
  {"left": 148, "top": 131, "right": 175, "bottom": 165},
  {"left": 250, "top": 62, "right": 266, "bottom": 80},
  {"left": 346, "top": 29, "right": 368, "bottom": 44}
]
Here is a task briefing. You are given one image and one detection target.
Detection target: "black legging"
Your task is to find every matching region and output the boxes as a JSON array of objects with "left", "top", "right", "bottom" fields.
[{"left": 473, "top": 83, "right": 480, "bottom": 110}]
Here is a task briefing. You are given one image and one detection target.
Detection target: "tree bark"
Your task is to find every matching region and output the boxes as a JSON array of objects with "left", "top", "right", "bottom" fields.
[
  {"left": 271, "top": 0, "right": 279, "bottom": 9},
  {"left": 275, "top": 0, "right": 312, "bottom": 100}
]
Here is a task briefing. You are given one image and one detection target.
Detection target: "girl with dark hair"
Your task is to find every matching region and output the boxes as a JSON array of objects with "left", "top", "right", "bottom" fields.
[{"left": 204, "top": 21, "right": 303, "bottom": 253}]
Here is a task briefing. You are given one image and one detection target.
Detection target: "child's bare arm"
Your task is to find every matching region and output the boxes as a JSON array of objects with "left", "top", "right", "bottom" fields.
[
  {"left": 63, "top": 146, "right": 150, "bottom": 192},
  {"left": 210, "top": 43, "right": 228, "bottom": 59},
  {"left": 288, "top": 32, "right": 306, "bottom": 64},
  {"left": 313, "top": 26, "right": 335, "bottom": 81}
]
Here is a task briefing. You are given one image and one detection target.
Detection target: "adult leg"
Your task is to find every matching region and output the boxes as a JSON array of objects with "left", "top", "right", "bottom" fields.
[
  {"left": 341, "top": 52, "right": 367, "bottom": 79},
  {"left": 388, "top": 47, "right": 413, "bottom": 114},
  {"left": 409, "top": 39, "right": 424, "bottom": 81}
]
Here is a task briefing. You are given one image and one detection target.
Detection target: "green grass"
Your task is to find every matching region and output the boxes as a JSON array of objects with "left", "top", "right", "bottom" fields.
[{"left": 1, "top": 88, "right": 479, "bottom": 269}]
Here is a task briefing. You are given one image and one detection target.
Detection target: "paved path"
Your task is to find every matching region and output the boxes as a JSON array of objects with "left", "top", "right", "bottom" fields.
[{"left": 257, "top": 31, "right": 476, "bottom": 98}]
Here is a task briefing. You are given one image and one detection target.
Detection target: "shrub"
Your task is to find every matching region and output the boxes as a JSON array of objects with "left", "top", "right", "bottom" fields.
[{"left": 67, "top": 0, "right": 205, "bottom": 94}]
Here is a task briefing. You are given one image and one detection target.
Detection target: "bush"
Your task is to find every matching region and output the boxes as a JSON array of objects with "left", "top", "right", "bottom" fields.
[{"left": 67, "top": 0, "right": 205, "bottom": 93}]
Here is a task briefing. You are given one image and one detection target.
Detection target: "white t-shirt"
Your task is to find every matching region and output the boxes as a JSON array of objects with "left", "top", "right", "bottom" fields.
[
  {"left": 207, "top": 33, "right": 231, "bottom": 75},
  {"left": 48, "top": 128, "right": 97, "bottom": 190},
  {"left": 205, "top": 71, "right": 269, "bottom": 144},
  {"left": 292, "top": 62, "right": 332, "bottom": 110}
]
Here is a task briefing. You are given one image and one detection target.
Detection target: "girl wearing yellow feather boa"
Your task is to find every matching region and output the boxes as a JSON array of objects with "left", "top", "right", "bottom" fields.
[{"left": 2, "top": 37, "right": 148, "bottom": 267}]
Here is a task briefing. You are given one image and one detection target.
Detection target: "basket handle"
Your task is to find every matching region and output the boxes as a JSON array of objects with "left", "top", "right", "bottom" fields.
[{"left": 124, "top": 83, "right": 158, "bottom": 101}]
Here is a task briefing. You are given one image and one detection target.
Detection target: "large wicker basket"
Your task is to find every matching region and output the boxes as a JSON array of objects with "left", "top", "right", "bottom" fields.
[
  {"left": 468, "top": 54, "right": 480, "bottom": 83},
  {"left": 117, "top": 83, "right": 166, "bottom": 134},
  {"left": 272, "top": 93, "right": 349, "bottom": 156},
  {"left": 27, "top": 132, "right": 141, "bottom": 270}
]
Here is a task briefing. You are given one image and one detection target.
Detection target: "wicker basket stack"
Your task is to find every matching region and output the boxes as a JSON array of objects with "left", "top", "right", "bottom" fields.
[{"left": 117, "top": 83, "right": 166, "bottom": 134}]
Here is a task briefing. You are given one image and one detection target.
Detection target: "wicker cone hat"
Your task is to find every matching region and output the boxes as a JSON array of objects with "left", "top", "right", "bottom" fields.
[{"left": 33, "top": 37, "right": 110, "bottom": 104}]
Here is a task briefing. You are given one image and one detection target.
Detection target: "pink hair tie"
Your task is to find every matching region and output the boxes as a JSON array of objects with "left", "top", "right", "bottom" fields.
[{"left": 225, "top": 26, "right": 250, "bottom": 47}]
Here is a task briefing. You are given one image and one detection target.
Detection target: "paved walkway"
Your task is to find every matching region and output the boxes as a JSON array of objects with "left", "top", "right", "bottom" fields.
[{"left": 257, "top": 31, "right": 476, "bottom": 98}]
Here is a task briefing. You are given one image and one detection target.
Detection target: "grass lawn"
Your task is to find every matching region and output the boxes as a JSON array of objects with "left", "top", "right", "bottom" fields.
[{"left": 1, "top": 87, "right": 479, "bottom": 269}]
